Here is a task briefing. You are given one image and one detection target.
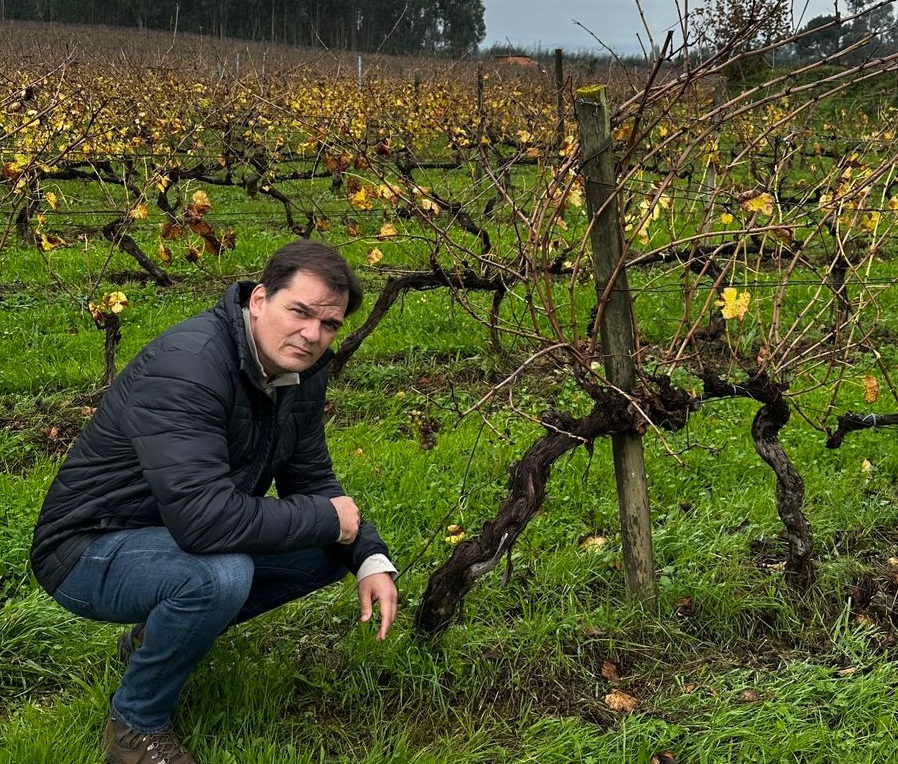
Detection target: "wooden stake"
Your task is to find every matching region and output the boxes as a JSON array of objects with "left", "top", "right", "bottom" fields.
[{"left": 575, "top": 85, "right": 657, "bottom": 610}]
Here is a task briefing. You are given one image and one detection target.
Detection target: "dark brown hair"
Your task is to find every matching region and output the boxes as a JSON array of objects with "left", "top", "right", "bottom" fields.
[{"left": 260, "top": 240, "right": 363, "bottom": 316}]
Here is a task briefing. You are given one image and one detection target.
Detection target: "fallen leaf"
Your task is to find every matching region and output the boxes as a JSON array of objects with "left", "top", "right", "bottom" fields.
[
  {"left": 601, "top": 661, "right": 620, "bottom": 681},
  {"left": 604, "top": 689, "right": 638, "bottom": 713}
]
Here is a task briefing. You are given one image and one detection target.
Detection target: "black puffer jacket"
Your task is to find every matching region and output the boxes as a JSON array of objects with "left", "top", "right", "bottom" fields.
[{"left": 31, "top": 281, "right": 388, "bottom": 594}]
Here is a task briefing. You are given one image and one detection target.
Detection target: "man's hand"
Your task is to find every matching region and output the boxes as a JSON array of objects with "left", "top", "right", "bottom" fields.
[
  {"left": 330, "top": 495, "right": 360, "bottom": 544},
  {"left": 357, "top": 572, "right": 397, "bottom": 641}
]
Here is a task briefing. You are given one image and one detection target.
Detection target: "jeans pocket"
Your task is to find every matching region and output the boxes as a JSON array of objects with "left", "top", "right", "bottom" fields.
[
  {"left": 50, "top": 541, "right": 120, "bottom": 620},
  {"left": 52, "top": 586, "right": 97, "bottom": 619}
]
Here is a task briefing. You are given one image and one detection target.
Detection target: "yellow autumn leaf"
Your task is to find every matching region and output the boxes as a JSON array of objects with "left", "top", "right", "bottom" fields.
[
  {"left": 419, "top": 197, "right": 441, "bottom": 214},
  {"left": 720, "top": 212, "right": 734, "bottom": 224},
  {"left": 40, "top": 233, "right": 66, "bottom": 251},
  {"left": 445, "top": 524, "right": 466, "bottom": 544},
  {"left": 558, "top": 135, "right": 576, "bottom": 157},
  {"left": 191, "top": 190, "right": 211, "bottom": 215},
  {"left": 129, "top": 203, "right": 149, "bottom": 220},
  {"left": 889, "top": 196, "right": 898, "bottom": 211},
  {"left": 378, "top": 222, "right": 398, "bottom": 239},
  {"left": 716, "top": 287, "right": 751, "bottom": 321},
  {"left": 350, "top": 187, "right": 373, "bottom": 210},
  {"left": 157, "top": 244, "right": 172, "bottom": 265},
  {"left": 46, "top": 191, "right": 58, "bottom": 209},
  {"left": 104, "top": 291, "right": 129, "bottom": 314},
  {"left": 740, "top": 192, "right": 775, "bottom": 216},
  {"left": 860, "top": 211, "right": 880, "bottom": 234},
  {"left": 863, "top": 374, "right": 879, "bottom": 404},
  {"left": 377, "top": 183, "right": 400, "bottom": 203},
  {"left": 367, "top": 248, "right": 383, "bottom": 265}
]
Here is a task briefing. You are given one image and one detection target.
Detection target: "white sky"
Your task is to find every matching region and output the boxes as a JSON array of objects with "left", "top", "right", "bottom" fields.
[{"left": 481, "top": 0, "right": 841, "bottom": 55}]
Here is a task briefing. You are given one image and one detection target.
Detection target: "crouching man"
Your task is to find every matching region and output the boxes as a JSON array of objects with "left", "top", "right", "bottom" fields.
[{"left": 31, "top": 240, "right": 397, "bottom": 763}]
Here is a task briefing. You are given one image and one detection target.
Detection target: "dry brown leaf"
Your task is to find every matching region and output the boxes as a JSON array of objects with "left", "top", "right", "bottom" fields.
[
  {"left": 600, "top": 661, "right": 620, "bottom": 682},
  {"left": 604, "top": 689, "right": 638, "bottom": 713}
]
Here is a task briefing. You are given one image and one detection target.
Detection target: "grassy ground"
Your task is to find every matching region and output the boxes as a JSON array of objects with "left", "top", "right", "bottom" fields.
[
  {"left": 4, "top": 28, "right": 898, "bottom": 762},
  {"left": 3, "top": 223, "right": 898, "bottom": 764}
]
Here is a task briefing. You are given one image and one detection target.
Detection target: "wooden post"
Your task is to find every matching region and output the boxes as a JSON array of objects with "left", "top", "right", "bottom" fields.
[
  {"left": 575, "top": 85, "right": 657, "bottom": 610},
  {"left": 554, "top": 48, "right": 565, "bottom": 148},
  {"left": 475, "top": 64, "right": 485, "bottom": 182}
]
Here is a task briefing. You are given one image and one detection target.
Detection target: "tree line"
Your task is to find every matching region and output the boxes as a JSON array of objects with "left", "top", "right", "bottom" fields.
[{"left": 1, "top": 0, "right": 486, "bottom": 56}]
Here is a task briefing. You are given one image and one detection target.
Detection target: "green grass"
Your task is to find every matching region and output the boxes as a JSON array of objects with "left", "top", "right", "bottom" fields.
[
  {"left": 5, "top": 245, "right": 898, "bottom": 760},
  {"left": 5, "top": 54, "right": 898, "bottom": 764}
]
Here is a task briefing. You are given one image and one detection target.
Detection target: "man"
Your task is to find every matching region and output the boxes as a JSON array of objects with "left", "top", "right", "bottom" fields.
[{"left": 30, "top": 240, "right": 398, "bottom": 764}]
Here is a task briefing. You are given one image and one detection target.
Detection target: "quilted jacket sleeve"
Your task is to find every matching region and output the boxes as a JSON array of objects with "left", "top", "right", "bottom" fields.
[
  {"left": 119, "top": 349, "right": 341, "bottom": 554},
  {"left": 275, "top": 397, "right": 391, "bottom": 574}
]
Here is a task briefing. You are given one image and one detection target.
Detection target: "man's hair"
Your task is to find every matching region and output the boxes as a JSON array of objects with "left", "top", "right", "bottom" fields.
[{"left": 260, "top": 240, "right": 363, "bottom": 316}]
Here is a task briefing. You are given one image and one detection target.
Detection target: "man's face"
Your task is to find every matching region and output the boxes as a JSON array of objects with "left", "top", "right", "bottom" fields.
[{"left": 248, "top": 270, "right": 348, "bottom": 377}]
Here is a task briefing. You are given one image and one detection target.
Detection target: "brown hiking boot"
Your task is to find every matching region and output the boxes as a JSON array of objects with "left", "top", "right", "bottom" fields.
[{"left": 104, "top": 715, "right": 197, "bottom": 763}]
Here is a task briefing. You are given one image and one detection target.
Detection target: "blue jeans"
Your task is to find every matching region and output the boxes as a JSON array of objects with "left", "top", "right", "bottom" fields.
[{"left": 52, "top": 527, "right": 347, "bottom": 733}]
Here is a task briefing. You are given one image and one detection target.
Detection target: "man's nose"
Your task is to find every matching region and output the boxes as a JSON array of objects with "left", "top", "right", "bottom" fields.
[{"left": 300, "top": 319, "right": 321, "bottom": 344}]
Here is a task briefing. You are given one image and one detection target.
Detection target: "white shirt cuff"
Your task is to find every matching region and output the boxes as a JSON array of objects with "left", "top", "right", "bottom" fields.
[{"left": 356, "top": 553, "right": 398, "bottom": 581}]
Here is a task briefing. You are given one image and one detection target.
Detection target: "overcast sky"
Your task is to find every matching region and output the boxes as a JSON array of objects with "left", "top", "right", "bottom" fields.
[{"left": 481, "top": 0, "right": 840, "bottom": 55}]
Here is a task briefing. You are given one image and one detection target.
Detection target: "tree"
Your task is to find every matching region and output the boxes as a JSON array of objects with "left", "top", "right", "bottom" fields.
[
  {"left": 841, "top": 0, "right": 897, "bottom": 63},
  {"left": 435, "top": 0, "right": 485, "bottom": 55},
  {"left": 3, "top": 0, "right": 486, "bottom": 55},
  {"left": 793, "top": 14, "right": 843, "bottom": 61},
  {"left": 693, "top": 0, "right": 792, "bottom": 55}
]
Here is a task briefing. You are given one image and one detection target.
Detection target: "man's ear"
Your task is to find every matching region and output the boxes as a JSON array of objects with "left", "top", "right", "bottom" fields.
[{"left": 248, "top": 284, "right": 267, "bottom": 317}]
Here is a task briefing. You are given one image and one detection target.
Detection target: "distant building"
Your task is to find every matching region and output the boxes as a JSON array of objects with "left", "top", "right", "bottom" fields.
[{"left": 492, "top": 55, "right": 540, "bottom": 68}]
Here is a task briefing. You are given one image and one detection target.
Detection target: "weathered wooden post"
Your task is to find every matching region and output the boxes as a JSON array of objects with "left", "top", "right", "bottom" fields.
[
  {"left": 575, "top": 85, "right": 657, "bottom": 610},
  {"left": 554, "top": 48, "right": 565, "bottom": 147},
  {"left": 475, "top": 63, "right": 485, "bottom": 183}
]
